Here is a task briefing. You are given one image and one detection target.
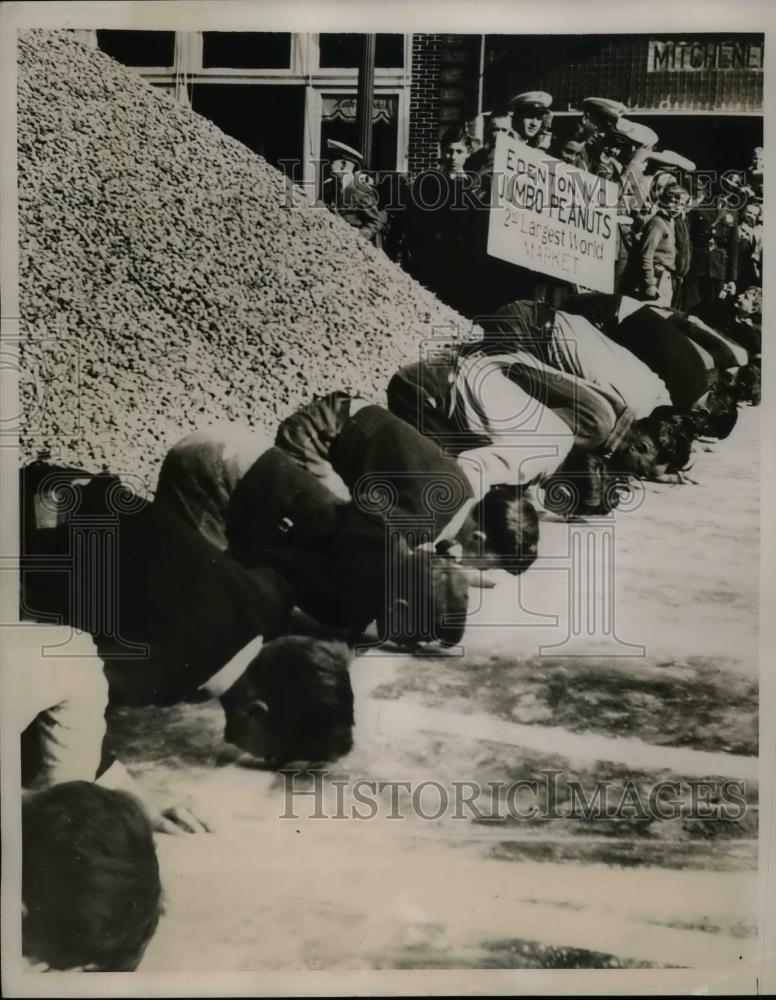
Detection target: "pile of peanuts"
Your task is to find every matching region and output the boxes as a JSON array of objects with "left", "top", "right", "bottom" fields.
[{"left": 18, "top": 30, "right": 477, "bottom": 494}]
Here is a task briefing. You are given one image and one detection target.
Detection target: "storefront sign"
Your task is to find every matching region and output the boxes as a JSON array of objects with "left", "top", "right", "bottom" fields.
[
  {"left": 648, "top": 39, "right": 764, "bottom": 72},
  {"left": 487, "top": 136, "right": 617, "bottom": 293}
]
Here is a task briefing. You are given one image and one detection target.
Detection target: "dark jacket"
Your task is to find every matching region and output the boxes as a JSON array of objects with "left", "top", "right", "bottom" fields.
[
  {"left": 673, "top": 215, "right": 692, "bottom": 279},
  {"left": 405, "top": 169, "right": 483, "bottom": 315},
  {"left": 98, "top": 504, "right": 293, "bottom": 706},
  {"left": 323, "top": 177, "right": 387, "bottom": 248},
  {"left": 329, "top": 404, "right": 475, "bottom": 541},
  {"left": 275, "top": 390, "right": 352, "bottom": 484},
  {"left": 688, "top": 206, "right": 739, "bottom": 282},
  {"left": 276, "top": 394, "right": 476, "bottom": 541},
  {"left": 227, "top": 445, "right": 387, "bottom": 635}
]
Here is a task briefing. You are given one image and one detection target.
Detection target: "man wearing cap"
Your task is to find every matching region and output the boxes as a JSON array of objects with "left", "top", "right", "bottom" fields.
[
  {"left": 608, "top": 120, "right": 659, "bottom": 290},
  {"left": 581, "top": 97, "right": 628, "bottom": 135},
  {"left": 509, "top": 91, "right": 553, "bottom": 148},
  {"left": 322, "top": 138, "right": 387, "bottom": 248},
  {"left": 578, "top": 97, "right": 628, "bottom": 173},
  {"left": 614, "top": 120, "right": 658, "bottom": 208}
]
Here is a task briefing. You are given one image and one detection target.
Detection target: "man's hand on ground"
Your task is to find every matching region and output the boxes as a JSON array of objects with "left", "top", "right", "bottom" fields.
[
  {"left": 153, "top": 803, "right": 212, "bottom": 836},
  {"left": 654, "top": 470, "right": 699, "bottom": 485}
]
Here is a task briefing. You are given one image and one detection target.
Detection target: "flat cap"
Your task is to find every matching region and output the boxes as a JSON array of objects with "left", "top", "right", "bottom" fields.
[
  {"left": 490, "top": 114, "right": 513, "bottom": 131},
  {"left": 646, "top": 149, "right": 696, "bottom": 171},
  {"left": 509, "top": 90, "right": 553, "bottom": 111},
  {"left": 326, "top": 139, "right": 363, "bottom": 163},
  {"left": 613, "top": 119, "right": 658, "bottom": 148},
  {"left": 580, "top": 97, "right": 629, "bottom": 122}
]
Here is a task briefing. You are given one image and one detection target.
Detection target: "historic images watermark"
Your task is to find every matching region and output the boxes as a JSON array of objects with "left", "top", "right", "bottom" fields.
[
  {"left": 278, "top": 160, "right": 750, "bottom": 215},
  {"left": 279, "top": 768, "right": 749, "bottom": 822}
]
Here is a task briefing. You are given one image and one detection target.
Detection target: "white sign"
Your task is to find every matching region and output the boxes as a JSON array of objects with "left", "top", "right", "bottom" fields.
[
  {"left": 487, "top": 136, "right": 618, "bottom": 294},
  {"left": 648, "top": 39, "right": 764, "bottom": 73}
]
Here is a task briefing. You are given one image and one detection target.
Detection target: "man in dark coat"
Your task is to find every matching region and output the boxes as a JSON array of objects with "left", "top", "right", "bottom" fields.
[
  {"left": 274, "top": 392, "right": 539, "bottom": 576},
  {"left": 156, "top": 418, "right": 474, "bottom": 648},
  {"left": 683, "top": 188, "right": 739, "bottom": 310}
]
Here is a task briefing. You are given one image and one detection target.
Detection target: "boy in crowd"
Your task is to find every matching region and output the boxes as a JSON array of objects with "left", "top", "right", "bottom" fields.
[
  {"left": 629, "top": 182, "right": 683, "bottom": 306},
  {"left": 684, "top": 177, "right": 740, "bottom": 311}
]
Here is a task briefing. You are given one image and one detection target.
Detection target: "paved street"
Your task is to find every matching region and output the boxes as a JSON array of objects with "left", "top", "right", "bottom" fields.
[{"left": 108, "top": 407, "right": 759, "bottom": 972}]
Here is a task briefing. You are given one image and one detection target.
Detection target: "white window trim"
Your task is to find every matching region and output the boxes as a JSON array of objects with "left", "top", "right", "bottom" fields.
[{"left": 97, "top": 31, "right": 413, "bottom": 174}]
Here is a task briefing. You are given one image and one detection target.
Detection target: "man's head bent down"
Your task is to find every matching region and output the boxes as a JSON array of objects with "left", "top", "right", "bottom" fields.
[{"left": 220, "top": 637, "right": 354, "bottom": 768}]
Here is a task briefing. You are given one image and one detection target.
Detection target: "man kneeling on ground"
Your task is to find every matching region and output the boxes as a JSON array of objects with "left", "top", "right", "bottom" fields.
[
  {"left": 156, "top": 417, "right": 483, "bottom": 648},
  {"left": 274, "top": 391, "right": 540, "bottom": 576}
]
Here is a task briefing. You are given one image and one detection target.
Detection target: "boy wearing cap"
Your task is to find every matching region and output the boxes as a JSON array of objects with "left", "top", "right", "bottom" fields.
[
  {"left": 630, "top": 182, "right": 684, "bottom": 306},
  {"left": 577, "top": 97, "right": 628, "bottom": 172}
]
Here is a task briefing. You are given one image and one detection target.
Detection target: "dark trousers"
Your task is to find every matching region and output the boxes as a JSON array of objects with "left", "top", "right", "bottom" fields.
[
  {"left": 611, "top": 308, "right": 710, "bottom": 411},
  {"left": 388, "top": 359, "right": 628, "bottom": 457},
  {"left": 666, "top": 313, "right": 741, "bottom": 371},
  {"left": 386, "top": 364, "right": 483, "bottom": 455},
  {"left": 682, "top": 275, "right": 724, "bottom": 313}
]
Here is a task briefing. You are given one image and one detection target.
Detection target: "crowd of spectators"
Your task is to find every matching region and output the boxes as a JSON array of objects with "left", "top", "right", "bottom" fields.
[{"left": 321, "top": 93, "right": 763, "bottom": 329}]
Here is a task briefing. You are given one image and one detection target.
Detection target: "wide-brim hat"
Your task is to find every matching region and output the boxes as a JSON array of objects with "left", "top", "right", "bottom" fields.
[
  {"left": 326, "top": 139, "right": 363, "bottom": 164},
  {"left": 509, "top": 90, "right": 553, "bottom": 112}
]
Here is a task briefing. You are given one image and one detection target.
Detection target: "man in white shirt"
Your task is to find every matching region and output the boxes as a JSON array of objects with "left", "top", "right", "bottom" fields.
[{"left": 11, "top": 625, "right": 209, "bottom": 833}]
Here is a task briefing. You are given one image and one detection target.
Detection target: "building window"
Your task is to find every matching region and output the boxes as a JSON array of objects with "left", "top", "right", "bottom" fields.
[
  {"left": 318, "top": 34, "right": 404, "bottom": 69},
  {"left": 201, "top": 32, "right": 292, "bottom": 69},
  {"left": 190, "top": 84, "right": 305, "bottom": 180},
  {"left": 320, "top": 92, "right": 399, "bottom": 176},
  {"left": 96, "top": 30, "right": 175, "bottom": 67}
]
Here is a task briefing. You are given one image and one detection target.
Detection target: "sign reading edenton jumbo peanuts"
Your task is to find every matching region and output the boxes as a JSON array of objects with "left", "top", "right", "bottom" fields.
[
  {"left": 487, "top": 136, "right": 618, "bottom": 294},
  {"left": 648, "top": 39, "right": 764, "bottom": 72}
]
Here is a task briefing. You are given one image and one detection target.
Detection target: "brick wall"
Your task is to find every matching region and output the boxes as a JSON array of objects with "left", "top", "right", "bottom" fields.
[
  {"left": 484, "top": 34, "right": 764, "bottom": 114},
  {"left": 408, "top": 34, "right": 483, "bottom": 175},
  {"left": 408, "top": 34, "right": 442, "bottom": 176}
]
